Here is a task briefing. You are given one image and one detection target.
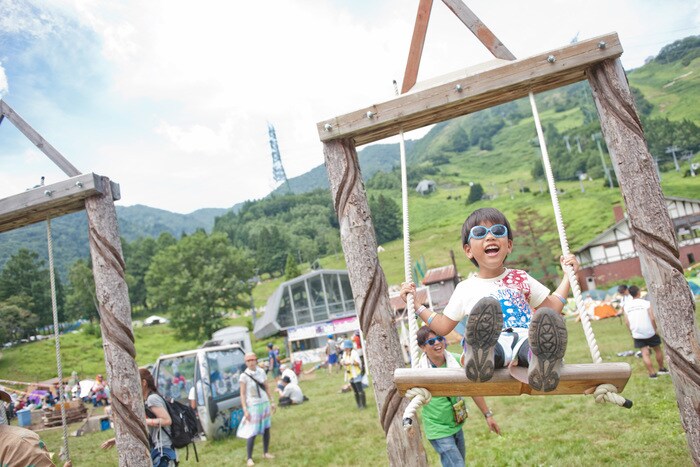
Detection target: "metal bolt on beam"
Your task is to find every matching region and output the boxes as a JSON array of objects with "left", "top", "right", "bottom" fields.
[
  {"left": 455, "top": 84, "right": 463, "bottom": 92},
  {"left": 324, "top": 123, "right": 333, "bottom": 132},
  {"left": 547, "top": 55, "right": 556, "bottom": 63},
  {"left": 366, "top": 111, "right": 376, "bottom": 119},
  {"left": 44, "top": 190, "right": 53, "bottom": 197},
  {"left": 598, "top": 41, "right": 607, "bottom": 49},
  {"left": 75, "top": 181, "right": 84, "bottom": 188}
]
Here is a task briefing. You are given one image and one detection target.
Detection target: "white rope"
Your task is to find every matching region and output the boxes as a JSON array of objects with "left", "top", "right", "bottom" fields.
[
  {"left": 529, "top": 93, "right": 631, "bottom": 408},
  {"left": 592, "top": 384, "right": 629, "bottom": 407},
  {"left": 528, "top": 92, "right": 602, "bottom": 365},
  {"left": 402, "top": 387, "right": 432, "bottom": 431},
  {"left": 394, "top": 80, "right": 420, "bottom": 368},
  {"left": 46, "top": 218, "right": 70, "bottom": 462}
]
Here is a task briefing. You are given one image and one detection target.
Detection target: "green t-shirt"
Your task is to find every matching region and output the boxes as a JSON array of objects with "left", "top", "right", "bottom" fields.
[{"left": 420, "top": 355, "right": 465, "bottom": 440}]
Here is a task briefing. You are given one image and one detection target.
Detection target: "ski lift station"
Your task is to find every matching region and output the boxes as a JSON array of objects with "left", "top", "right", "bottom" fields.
[{"left": 254, "top": 269, "right": 360, "bottom": 363}]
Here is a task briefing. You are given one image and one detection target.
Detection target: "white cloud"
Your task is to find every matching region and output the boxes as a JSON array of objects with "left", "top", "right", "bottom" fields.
[{"left": 0, "top": 64, "right": 8, "bottom": 97}]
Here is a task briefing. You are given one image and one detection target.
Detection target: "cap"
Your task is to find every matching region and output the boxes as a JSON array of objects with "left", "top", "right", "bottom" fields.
[
  {"left": 343, "top": 340, "right": 353, "bottom": 349},
  {"left": 0, "top": 388, "right": 11, "bottom": 403},
  {"left": 267, "top": 342, "right": 274, "bottom": 348},
  {"left": 327, "top": 334, "right": 333, "bottom": 339},
  {"left": 279, "top": 364, "right": 288, "bottom": 371},
  {"left": 282, "top": 376, "right": 291, "bottom": 384}
]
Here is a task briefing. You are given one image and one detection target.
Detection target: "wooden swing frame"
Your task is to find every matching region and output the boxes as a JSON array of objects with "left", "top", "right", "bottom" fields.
[{"left": 315, "top": 2, "right": 700, "bottom": 461}]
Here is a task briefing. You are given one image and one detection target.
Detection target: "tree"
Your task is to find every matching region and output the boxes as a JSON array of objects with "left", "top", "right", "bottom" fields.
[
  {"left": 65, "top": 259, "right": 99, "bottom": 322},
  {"left": 512, "top": 207, "right": 560, "bottom": 289},
  {"left": 0, "top": 300, "right": 39, "bottom": 343},
  {"left": 369, "top": 194, "right": 401, "bottom": 245},
  {"left": 0, "top": 248, "right": 62, "bottom": 326},
  {"left": 284, "top": 253, "right": 300, "bottom": 280},
  {"left": 145, "top": 231, "right": 254, "bottom": 341},
  {"left": 466, "top": 183, "right": 484, "bottom": 204}
]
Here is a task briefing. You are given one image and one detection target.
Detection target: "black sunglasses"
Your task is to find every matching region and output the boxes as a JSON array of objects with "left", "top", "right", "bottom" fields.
[{"left": 424, "top": 336, "right": 445, "bottom": 346}]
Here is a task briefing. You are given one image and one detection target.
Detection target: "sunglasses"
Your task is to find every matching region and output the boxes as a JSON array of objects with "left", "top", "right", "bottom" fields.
[
  {"left": 467, "top": 224, "right": 508, "bottom": 243},
  {"left": 424, "top": 336, "right": 445, "bottom": 346}
]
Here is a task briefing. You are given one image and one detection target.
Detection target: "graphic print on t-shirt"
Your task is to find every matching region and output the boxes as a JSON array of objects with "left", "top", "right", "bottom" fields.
[{"left": 493, "top": 270, "right": 533, "bottom": 329}]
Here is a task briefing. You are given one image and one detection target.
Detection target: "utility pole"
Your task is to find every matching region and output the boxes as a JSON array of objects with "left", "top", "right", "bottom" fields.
[
  {"left": 593, "top": 133, "right": 614, "bottom": 188},
  {"left": 577, "top": 173, "right": 585, "bottom": 193},
  {"left": 563, "top": 135, "right": 571, "bottom": 153},
  {"left": 575, "top": 135, "right": 582, "bottom": 153},
  {"left": 666, "top": 145, "right": 681, "bottom": 172},
  {"left": 268, "top": 122, "right": 292, "bottom": 193}
]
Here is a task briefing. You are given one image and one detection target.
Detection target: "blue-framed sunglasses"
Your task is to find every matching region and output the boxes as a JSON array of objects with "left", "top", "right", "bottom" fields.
[
  {"left": 425, "top": 336, "right": 445, "bottom": 346},
  {"left": 467, "top": 224, "right": 508, "bottom": 243}
]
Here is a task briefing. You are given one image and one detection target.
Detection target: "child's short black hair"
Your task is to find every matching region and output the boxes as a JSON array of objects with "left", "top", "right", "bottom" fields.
[
  {"left": 461, "top": 208, "right": 513, "bottom": 267},
  {"left": 617, "top": 284, "right": 628, "bottom": 294},
  {"left": 628, "top": 285, "right": 641, "bottom": 298},
  {"left": 416, "top": 326, "right": 434, "bottom": 347}
]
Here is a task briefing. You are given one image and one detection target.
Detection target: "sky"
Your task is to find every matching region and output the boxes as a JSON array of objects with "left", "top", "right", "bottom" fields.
[{"left": 0, "top": 0, "right": 698, "bottom": 214}]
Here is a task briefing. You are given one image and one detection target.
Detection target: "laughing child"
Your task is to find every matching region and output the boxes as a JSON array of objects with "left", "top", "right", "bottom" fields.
[{"left": 401, "top": 207, "right": 580, "bottom": 392}]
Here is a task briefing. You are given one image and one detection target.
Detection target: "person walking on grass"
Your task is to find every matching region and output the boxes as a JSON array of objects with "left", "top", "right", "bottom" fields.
[
  {"left": 401, "top": 207, "right": 580, "bottom": 392},
  {"left": 416, "top": 326, "right": 500, "bottom": 467},
  {"left": 237, "top": 353, "right": 275, "bottom": 466},
  {"left": 623, "top": 285, "right": 670, "bottom": 378}
]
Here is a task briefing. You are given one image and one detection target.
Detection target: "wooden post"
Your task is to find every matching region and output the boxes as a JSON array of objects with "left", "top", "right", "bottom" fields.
[
  {"left": 588, "top": 58, "right": 700, "bottom": 464},
  {"left": 84, "top": 178, "right": 151, "bottom": 466},
  {"left": 323, "top": 139, "right": 428, "bottom": 466}
]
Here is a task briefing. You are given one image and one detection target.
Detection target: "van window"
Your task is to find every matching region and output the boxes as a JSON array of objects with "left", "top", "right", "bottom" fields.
[
  {"left": 207, "top": 348, "right": 246, "bottom": 401},
  {"left": 155, "top": 355, "right": 196, "bottom": 402}
]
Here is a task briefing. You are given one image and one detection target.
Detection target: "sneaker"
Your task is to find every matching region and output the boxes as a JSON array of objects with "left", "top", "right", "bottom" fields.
[
  {"left": 528, "top": 308, "right": 568, "bottom": 392},
  {"left": 463, "top": 297, "right": 503, "bottom": 383},
  {"left": 263, "top": 453, "right": 275, "bottom": 459},
  {"left": 247, "top": 459, "right": 255, "bottom": 466},
  {"left": 649, "top": 373, "right": 658, "bottom": 379},
  {"left": 657, "top": 368, "right": 670, "bottom": 375}
]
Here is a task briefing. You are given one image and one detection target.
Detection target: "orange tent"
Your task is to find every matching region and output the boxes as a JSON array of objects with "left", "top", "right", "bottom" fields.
[{"left": 593, "top": 303, "right": 617, "bottom": 319}]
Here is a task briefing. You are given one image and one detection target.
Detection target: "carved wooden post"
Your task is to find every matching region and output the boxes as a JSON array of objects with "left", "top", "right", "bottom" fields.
[
  {"left": 588, "top": 58, "right": 700, "bottom": 464},
  {"left": 323, "top": 139, "right": 428, "bottom": 466},
  {"left": 85, "top": 178, "right": 151, "bottom": 466}
]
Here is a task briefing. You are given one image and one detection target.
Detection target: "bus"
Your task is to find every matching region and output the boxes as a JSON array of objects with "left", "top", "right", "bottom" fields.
[{"left": 152, "top": 343, "right": 246, "bottom": 439}]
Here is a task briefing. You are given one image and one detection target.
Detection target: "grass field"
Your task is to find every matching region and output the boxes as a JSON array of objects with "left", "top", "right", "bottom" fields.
[{"left": 5, "top": 308, "right": 697, "bottom": 466}]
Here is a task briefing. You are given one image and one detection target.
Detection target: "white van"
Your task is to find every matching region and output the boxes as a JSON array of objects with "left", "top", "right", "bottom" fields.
[{"left": 152, "top": 344, "right": 246, "bottom": 439}]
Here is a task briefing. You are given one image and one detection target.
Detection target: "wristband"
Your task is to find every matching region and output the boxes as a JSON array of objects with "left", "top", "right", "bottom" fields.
[
  {"left": 552, "top": 292, "right": 567, "bottom": 304},
  {"left": 415, "top": 305, "right": 427, "bottom": 317},
  {"left": 483, "top": 410, "right": 493, "bottom": 418},
  {"left": 427, "top": 312, "right": 437, "bottom": 325}
]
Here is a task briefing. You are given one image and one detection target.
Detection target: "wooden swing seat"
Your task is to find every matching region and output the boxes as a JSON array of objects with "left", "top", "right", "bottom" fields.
[{"left": 394, "top": 362, "right": 631, "bottom": 397}]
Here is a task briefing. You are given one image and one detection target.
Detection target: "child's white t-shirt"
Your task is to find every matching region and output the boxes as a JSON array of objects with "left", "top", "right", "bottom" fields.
[
  {"left": 443, "top": 268, "right": 550, "bottom": 330},
  {"left": 624, "top": 298, "right": 655, "bottom": 339}
]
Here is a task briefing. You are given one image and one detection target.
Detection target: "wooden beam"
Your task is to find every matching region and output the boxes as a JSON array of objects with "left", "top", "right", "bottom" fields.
[
  {"left": 395, "top": 362, "right": 631, "bottom": 397},
  {"left": 0, "top": 173, "right": 106, "bottom": 233},
  {"left": 401, "top": 0, "right": 434, "bottom": 94},
  {"left": 318, "top": 33, "right": 621, "bottom": 146},
  {"left": 441, "top": 0, "right": 516, "bottom": 60},
  {"left": 0, "top": 100, "right": 81, "bottom": 177}
]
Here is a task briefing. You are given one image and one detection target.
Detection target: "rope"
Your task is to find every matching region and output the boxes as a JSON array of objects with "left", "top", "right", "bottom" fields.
[
  {"left": 394, "top": 80, "right": 428, "bottom": 430},
  {"left": 46, "top": 218, "right": 70, "bottom": 462},
  {"left": 394, "top": 80, "right": 420, "bottom": 368},
  {"left": 591, "top": 384, "right": 633, "bottom": 408},
  {"left": 402, "top": 387, "right": 432, "bottom": 430},
  {"left": 529, "top": 93, "right": 629, "bottom": 408}
]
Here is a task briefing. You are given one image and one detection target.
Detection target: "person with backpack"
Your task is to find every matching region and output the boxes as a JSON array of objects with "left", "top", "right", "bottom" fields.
[
  {"left": 101, "top": 368, "right": 177, "bottom": 467},
  {"left": 237, "top": 353, "right": 275, "bottom": 466}
]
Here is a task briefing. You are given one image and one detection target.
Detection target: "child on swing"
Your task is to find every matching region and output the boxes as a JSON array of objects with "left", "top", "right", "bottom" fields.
[{"left": 401, "top": 207, "right": 580, "bottom": 392}]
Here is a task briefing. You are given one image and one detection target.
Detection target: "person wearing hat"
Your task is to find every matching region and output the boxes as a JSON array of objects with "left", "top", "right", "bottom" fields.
[
  {"left": 276, "top": 364, "right": 298, "bottom": 392},
  {"left": 278, "top": 376, "right": 304, "bottom": 406},
  {"left": 340, "top": 340, "right": 366, "bottom": 409},
  {"left": 0, "top": 388, "right": 71, "bottom": 467}
]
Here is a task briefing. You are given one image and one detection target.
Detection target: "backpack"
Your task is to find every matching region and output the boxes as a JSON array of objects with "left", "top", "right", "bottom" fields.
[{"left": 146, "top": 395, "right": 200, "bottom": 462}]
